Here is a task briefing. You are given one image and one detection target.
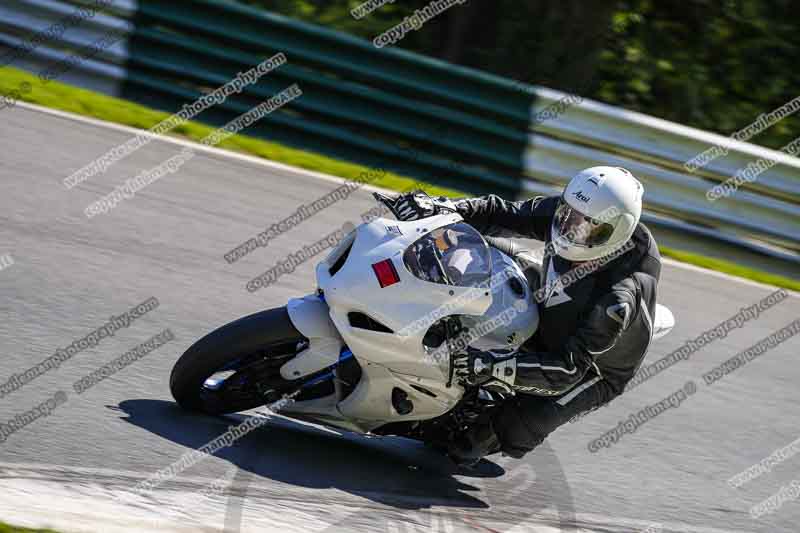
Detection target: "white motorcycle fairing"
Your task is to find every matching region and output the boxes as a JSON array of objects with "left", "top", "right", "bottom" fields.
[
  {"left": 281, "top": 213, "right": 539, "bottom": 433},
  {"left": 278, "top": 212, "right": 675, "bottom": 435}
]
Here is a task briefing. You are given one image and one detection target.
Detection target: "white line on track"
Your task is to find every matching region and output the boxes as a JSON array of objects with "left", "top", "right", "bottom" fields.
[
  {"left": 0, "top": 462, "right": 756, "bottom": 533},
  {"left": 15, "top": 101, "right": 797, "bottom": 296},
  {"left": 3, "top": 103, "right": 793, "bottom": 532}
]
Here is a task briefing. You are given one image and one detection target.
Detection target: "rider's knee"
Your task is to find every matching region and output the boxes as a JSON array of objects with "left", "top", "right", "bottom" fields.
[{"left": 493, "top": 396, "right": 558, "bottom": 458}]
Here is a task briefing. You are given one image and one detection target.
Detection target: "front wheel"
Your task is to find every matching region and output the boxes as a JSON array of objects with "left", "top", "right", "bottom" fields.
[{"left": 169, "top": 306, "right": 307, "bottom": 414}]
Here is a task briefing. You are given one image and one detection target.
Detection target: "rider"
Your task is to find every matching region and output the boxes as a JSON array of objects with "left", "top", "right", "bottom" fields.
[{"left": 381, "top": 166, "right": 661, "bottom": 461}]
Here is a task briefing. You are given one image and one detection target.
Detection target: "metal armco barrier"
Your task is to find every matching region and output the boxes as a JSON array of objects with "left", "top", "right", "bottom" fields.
[
  {"left": 525, "top": 87, "right": 800, "bottom": 258},
  {"left": 0, "top": 0, "right": 535, "bottom": 197},
  {"left": 1, "top": 0, "right": 798, "bottom": 265}
]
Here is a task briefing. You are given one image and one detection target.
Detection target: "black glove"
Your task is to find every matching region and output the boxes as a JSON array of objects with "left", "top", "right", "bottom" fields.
[
  {"left": 453, "top": 348, "right": 517, "bottom": 389},
  {"left": 373, "top": 191, "right": 458, "bottom": 221}
]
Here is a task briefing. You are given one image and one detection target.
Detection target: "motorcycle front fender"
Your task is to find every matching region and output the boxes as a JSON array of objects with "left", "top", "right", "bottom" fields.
[{"left": 280, "top": 294, "right": 343, "bottom": 380}]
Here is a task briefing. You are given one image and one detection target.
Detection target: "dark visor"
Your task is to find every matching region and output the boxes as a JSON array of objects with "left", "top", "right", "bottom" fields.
[{"left": 554, "top": 199, "right": 616, "bottom": 246}]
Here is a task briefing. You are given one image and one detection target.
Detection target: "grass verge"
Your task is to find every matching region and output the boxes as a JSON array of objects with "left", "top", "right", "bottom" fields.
[
  {"left": 1, "top": 66, "right": 797, "bottom": 291},
  {"left": 660, "top": 246, "right": 800, "bottom": 292},
  {"left": 0, "top": 522, "right": 60, "bottom": 533},
  {"left": 0, "top": 67, "right": 458, "bottom": 198}
]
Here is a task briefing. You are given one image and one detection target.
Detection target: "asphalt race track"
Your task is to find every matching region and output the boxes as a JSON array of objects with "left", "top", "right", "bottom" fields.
[{"left": 1, "top": 103, "right": 798, "bottom": 533}]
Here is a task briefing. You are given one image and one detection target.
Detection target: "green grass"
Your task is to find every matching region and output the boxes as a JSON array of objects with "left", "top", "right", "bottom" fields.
[
  {"left": 1, "top": 66, "right": 797, "bottom": 292},
  {"left": 660, "top": 246, "right": 800, "bottom": 291},
  {"left": 0, "top": 523, "right": 60, "bottom": 533},
  {"left": 0, "top": 67, "right": 458, "bottom": 198}
]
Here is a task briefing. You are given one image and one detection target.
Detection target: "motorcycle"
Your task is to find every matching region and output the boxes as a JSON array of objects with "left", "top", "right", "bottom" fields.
[{"left": 170, "top": 193, "right": 675, "bottom": 455}]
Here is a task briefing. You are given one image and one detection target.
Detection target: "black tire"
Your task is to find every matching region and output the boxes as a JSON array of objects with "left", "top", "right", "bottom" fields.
[{"left": 169, "top": 306, "right": 306, "bottom": 414}]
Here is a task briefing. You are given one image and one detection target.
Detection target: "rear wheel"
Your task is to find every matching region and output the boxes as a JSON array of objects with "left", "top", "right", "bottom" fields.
[{"left": 169, "top": 306, "right": 307, "bottom": 414}]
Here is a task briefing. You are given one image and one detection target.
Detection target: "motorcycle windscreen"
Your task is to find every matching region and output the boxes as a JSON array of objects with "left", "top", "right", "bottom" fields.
[
  {"left": 460, "top": 247, "right": 538, "bottom": 353},
  {"left": 403, "top": 223, "right": 491, "bottom": 287}
]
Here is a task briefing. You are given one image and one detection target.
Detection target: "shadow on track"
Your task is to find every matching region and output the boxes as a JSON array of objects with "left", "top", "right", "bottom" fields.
[
  {"left": 115, "top": 399, "right": 576, "bottom": 531},
  {"left": 115, "top": 399, "right": 495, "bottom": 509}
]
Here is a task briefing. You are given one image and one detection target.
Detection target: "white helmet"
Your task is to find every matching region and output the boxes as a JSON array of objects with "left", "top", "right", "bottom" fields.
[{"left": 551, "top": 166, "right": 643, "bottom": 262}]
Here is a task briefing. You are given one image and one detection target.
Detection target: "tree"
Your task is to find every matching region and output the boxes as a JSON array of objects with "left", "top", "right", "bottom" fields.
[{"left": 236, "top": 0, "right": 800, "bottom": 150}]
